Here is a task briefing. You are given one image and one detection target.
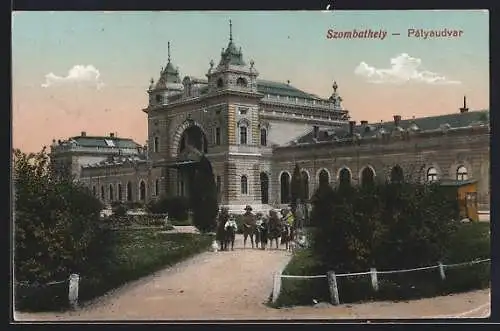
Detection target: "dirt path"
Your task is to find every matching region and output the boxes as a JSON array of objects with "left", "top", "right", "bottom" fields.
[{"left": 14, "top": 233, "right": 490, "bottom": 321}]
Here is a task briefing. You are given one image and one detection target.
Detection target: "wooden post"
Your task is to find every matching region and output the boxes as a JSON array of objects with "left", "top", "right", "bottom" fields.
[
  {"left": 438, "top": 262, "right": 446, "bottom": 280},
  {"left": 272, "top": 272, "right": 282, "bottom": 303},
  {"left": 327, "top": 271, "right": 340, "bottom": 305},
  {"left": 370, "top": 268, "right": 379, "bottom": 292},
  {"left": 68, "top": 273, "right": 80, "bottom": 309}
]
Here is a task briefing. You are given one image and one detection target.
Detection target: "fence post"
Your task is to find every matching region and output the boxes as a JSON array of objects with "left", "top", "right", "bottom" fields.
[
  {"left": 68, "top": 273, "right": 80, "bottom": 309},
  {"left": 327, "top": 271, "right": 340, "bottom": 305},
  {"left": 370, "top": 268, "right": 379, "bottom": 292},
  {"left": 438, "top": 262, "right": 446, "bottom": 280},
  {"left": 272, "top": 271, "right": 282, "bottom": 303}
]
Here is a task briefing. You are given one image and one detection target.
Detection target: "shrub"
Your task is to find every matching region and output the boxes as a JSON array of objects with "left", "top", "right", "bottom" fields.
[
  {"left": 147, "top": 196, "right": 190, "bottom": 221},
  {"left": 311, "top": 182, "right": 459, "bottom": 273},
  {"left": 275, "top": 181, "right": 489, "bottom": 307},
  {"left": 111, "top": 202, "right": 128, "bottom": 217},
  {"left": 14, "top": 148, "right": 117, "bottom": 310}
]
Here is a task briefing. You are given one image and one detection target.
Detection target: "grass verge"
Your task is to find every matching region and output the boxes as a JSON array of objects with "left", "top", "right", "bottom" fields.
[
  {"left": 274, "top": 222, "right": 490, "bottom": 307},
  {"left": 15, "top": 229, "right": 212, "bottom": 312}
]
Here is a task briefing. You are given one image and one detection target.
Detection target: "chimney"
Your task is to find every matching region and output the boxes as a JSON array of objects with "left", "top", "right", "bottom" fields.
[
  {"left": 360, "top": 120, "right": 368, "bottom": 126},
  {"left": 349, "top": 120, "right": 356, "bottom": 136},
  {"left": 109, "top": 132, "right": 115, "bottom": 138},
  {"left": 460, "top": 95, "right": 469, "bottom": 113},
  {"left": 393, "top": 115, "right": 401, "bottom": 127},
  {"left": 81, "top": 131, "right": 86, "bottom": 137},
  {"left": 313, "top": 125, "right": 319, "bottom": 138}
]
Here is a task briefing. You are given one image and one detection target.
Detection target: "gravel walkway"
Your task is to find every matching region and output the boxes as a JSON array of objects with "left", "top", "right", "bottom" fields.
[{"left": 14, "top": 233, "right": 490, "bottom": 321}]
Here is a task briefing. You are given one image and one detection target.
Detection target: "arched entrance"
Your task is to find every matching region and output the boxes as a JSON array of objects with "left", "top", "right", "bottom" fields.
[
  {"left": 172, "top": 124, "right": 209, "bottom": 198},
  {"left": 361, "top": 166, "right": 375, "bottom": 187},
  {"left": 318, "top": 169, "right": 330, "bottom": 187},
  {"left": 260, "top": 172, "right": 269, "bottom": 204},
  {"left": 280, "top": 172, "right": 291, "bottom": 204},
  {"left": 339, "top": 168, "right": 351, "bottom": 187},
  {"left": 179, "top": 125, "right": 208, "bottom": 154},
  {"left": 300, "top": 170, "right": 309, "bottom": 201}
]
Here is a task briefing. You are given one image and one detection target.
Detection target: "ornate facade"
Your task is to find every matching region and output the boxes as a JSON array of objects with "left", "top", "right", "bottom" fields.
[{"left": 50, "top": 22, "right": 490, "bottom": 212}]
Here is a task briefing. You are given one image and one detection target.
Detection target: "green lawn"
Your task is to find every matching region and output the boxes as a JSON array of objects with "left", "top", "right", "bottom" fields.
[
  {"left": 274, "top": 222, "right": 490, "bottom": 307},
  {"left": 16, "top": 229, "right": 213, "bottom": 311}
]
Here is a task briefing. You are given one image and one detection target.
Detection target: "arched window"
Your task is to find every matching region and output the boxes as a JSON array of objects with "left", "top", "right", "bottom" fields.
[
  {"left": 318, "top": 169, "right": 330, "bottom": 187},
  {"left": 236, "top": 77, "right": 248, "bottom": 87},
  {"left": 154, "top": 137, "right": 159, "bottom": 153},
  {"left": 241, "top": 175, "right": 248, "bottom": 195},
  {"left": 155, "top": 179, "right": 160, "bottom": 196},
  {"left": 126, "top": 181, "right": 132, "bottom": 201},
  {"left": 457, "top": 165, "right": 468, "bottom": 181},
  {"left": 118, "top": 183, "right": 123, "bottom": 201},
  {"left": 100, "top": 186, "right": 105, "bottom": 200},
  {"left": 427, "top": 167, "right": 438, "bottom": 182},
  {"left": 361, "top": 167, "right": 375, "bottom": 187},
  {"left": 216, "top": 175, "right": 222, "bottom": 194},
  {"left": 239, "top": 124, "right": 248, "bottom": 145},
  {"left": 109, "top": 184, "right": 114, "bottom": 201},
  {"left": 280, "top": 172, "right": 291, "bottom": 204},
  {"left": 260, "top": 172, "right": 269, "bottom": 204},
  {"left": 139, "top": 181, "right": 146, "bottom": 201},
  {"left": 92, "top": 186, "right": 96, "bottom": 197},
  {"left": 300, "top": 170, "right": 309, "bottom": 200},
  {"left": 390, "top": 165, "right": 404, "bottom": 183},
  {"left": 260, "top": 128, "right": 267, "bottom": 146},
  {"left": 339, "top": 168, "right": 351, "bottom": 187},
  {"left": 217, "top": 78, "right": 224, "bottom": 88}
]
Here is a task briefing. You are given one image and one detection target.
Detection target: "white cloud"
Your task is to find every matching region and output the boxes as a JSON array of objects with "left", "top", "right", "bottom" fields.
[
  {"left": 354, "top": 53, "right": 460, "bottom": 85},
  {"left": 41, "top": 65, "right": 105, "bottom": 89}
]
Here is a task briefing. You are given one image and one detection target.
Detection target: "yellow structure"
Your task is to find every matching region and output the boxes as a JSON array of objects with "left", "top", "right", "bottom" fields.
[{"left": 440, "top": 179, "right": 479, "bottom": 222}]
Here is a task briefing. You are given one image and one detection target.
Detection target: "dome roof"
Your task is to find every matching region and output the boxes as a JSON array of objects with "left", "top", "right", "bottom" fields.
[
  {"left": 217, "top": 20, "right": 246, "bottom": 67},
  {"left": 151, "top": 42, "right": 182, "bottom": 91}
]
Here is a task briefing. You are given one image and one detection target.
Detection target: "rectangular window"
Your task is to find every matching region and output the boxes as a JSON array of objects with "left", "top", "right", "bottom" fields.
[
  {"left": 215, "top": 127, "right": 221, "bottom": 145},
  {"left": 260, "top": 128, "right": 267, "bottom": 146},
  {"left": 154, "top": 137, "right": 159, "bottom": 153},
  {"left": 240, "top": 126, "right": 247, "bottom": 145}
]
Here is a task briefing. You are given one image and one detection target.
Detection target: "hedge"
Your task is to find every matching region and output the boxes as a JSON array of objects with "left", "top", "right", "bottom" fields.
[{"left": 274, "top": 222, "right": 490, "bottom": 307}]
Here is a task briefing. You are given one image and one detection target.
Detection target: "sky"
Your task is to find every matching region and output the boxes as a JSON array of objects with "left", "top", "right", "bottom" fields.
[{"left": 12, "top": 10, "right": 489, "bottom": 153}]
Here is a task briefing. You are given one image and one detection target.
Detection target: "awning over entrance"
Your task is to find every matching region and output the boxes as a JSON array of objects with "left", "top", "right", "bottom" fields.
[
  {"left": 165, "top": 146, "right": 203, "bottom": 169},
  {"left": 165, "top": 160, "right": 199, "bottom": 169}
]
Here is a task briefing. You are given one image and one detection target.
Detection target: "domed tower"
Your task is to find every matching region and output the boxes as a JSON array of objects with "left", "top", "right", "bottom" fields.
[
  {"left": 206, "top": 19, "right": 259, "bottom": 93},
  {"left": 147, "top": 42, "right": 184, "bottom": 107}
]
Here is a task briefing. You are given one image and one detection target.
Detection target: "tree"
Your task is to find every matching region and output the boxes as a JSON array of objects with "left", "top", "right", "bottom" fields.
[
  {"left": 309, "top": 179, "right": 335, "bottom": 228},
  {"left": 190, "top": 156, "right": 219, "bottom": 233},
  {"left": 290, "top": 163, "right": 304, "bottom": 213},
  {"left": 14, "top": 148, "right": 115, "bottom": 284}
]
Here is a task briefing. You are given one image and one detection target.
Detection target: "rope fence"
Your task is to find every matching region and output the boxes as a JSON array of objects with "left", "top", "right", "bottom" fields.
[{"left": 271, "top": 258, "right": 490, "bottom": 304}]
